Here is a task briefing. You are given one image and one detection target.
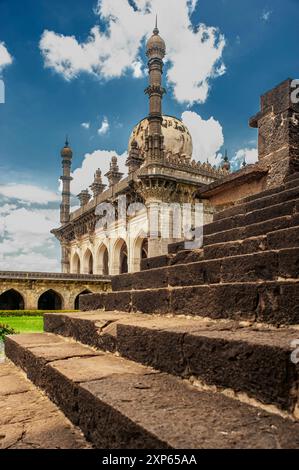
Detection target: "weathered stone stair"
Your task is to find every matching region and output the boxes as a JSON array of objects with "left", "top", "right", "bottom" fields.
[
  {"left": 5, "top": 327, "right": 299, "bottom": 449},
  {"left": 5, "top": 175, "right": 299, "bottom": 448}
]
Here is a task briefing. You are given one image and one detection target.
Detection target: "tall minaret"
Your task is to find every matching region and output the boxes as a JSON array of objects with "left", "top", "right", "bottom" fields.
[
  {"left": 145, "top": 17, "right": 166, "bottom": 161},
  {"left": 60, "top": 138, "right": 73, "bottom": 224}
]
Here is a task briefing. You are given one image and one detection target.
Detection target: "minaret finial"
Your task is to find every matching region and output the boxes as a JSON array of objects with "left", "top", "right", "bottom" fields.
[
  {"left": 153, "top": 14, "right": 159, "bottom": 35},
  {"left": 65, "top": 134, "right": 69, "bottom": 147}
]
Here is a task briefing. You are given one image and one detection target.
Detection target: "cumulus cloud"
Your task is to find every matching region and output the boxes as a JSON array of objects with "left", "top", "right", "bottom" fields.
[
  {"left": 182, "top": 110, "right": 224, "bottom": 166},
  {"left": 71, "top": 149, "right": 127, "bottom": 195},
  {"left": 0, "top": 184, "right": 60, "bottom": 205},
  {"left": 0, "top": 201, "right": 60, "bottom": 272},
  {"left": 39, "top": 0, "right": 225, "bottom": 105},
  {"left": 0, "top": 41, "right": 13, "bottom": 70},
  {"left": 261, "top": 10, "right": 272, "bottom": 22},
  {"left": 97, "top": 116, "right": 109, "bottom": 135},
  {"left": 231, "top": 148, "right": 259, "bottom": 171},
  {"left": 81, "top": 122, "right": 90, "bottom": 129}
]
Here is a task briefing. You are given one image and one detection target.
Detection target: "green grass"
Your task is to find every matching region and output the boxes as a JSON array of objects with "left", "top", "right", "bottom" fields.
[
  {"left": 0, "top": 316, "right": 44, "bottom": 334},
  {"left": 0, "top": 310, "right": 78, "bottom": 317}
]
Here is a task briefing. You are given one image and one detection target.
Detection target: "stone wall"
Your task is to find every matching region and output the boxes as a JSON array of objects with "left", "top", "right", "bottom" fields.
[
  {"left": 0, "top": 277, "right": 110, "bottom": 310},
  {"left": 250, "top": 78, "right": 299, "bottom": 188}
]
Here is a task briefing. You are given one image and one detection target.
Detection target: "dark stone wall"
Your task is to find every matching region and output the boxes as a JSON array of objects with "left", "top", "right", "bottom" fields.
[{"left": 250, "top": 79, "right": 299, "bottom": 187}]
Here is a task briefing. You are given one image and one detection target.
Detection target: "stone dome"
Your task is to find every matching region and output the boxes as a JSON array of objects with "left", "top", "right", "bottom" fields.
[
  {"left": 146, "top": 33, "right": 166, "bottom": 55},
  {"left": 61, "top": 144, "right": 72, "bottom": 158},
  {"left": 128, "top": 115, "right": 193, "bottom": 158}
]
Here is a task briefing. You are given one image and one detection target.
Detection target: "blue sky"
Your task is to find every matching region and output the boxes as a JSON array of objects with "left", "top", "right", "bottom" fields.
[{"left": 0, "top": 0, "right": 298, "bottom": 271}]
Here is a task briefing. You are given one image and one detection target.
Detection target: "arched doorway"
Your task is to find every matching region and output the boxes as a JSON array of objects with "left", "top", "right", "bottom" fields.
[
  {"left": 83, "top": 249, "right": 94, "bottom": 274},
  {"left": 74, "top": 290, "right": 92, "bottom": 309},
  {"left": 96, "top": 244, "right": 109, "bottom": 275},
  {"left": 38, "top": 290, "right": 62, "bottom": 310},
  {"left": 141, "top": 239, "right": 148, "bottom": 259},
  {"left": 112, "top": 239, "right": 128, "bottom": 274},
  {"left": 0, "top": 289, "right": 25, "bottom": 310},
  {"left": 120, "top": 242, "right": 128, "bottom": 274},
  {"left": 72, "top": 253, "right": 81, "bottom": 274},
  {"left": 132, "top": 237, "right": 148, "bottom": 272}
]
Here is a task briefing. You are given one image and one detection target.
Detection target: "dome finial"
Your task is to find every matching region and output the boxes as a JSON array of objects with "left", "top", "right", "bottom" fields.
[{"left": 153, "top": 14, "right": 159, "bottom": 35}]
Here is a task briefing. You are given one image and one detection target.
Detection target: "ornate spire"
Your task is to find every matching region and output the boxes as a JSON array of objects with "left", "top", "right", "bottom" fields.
[
  {"left": 222, "top": 149, "right": 231, "bottom": 172},
  {"left": 153, "top": 14, "right": 159, "bottom": 35},
  {"left": 90, "top": 169, "right": 106, "bottom": 198},
  {"left": 105, "top": 156, "right": 124, "bottom": 187},
  {"left": 77, "top": 189, "right": 91, "bottom": 207},
  {"left": 126, "top": 140, "right": 144, "bottom": 173}
]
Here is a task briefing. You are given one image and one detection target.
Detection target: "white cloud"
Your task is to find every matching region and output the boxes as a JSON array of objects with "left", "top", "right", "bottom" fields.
[
  {"left": 97, "top": 116, "right": 110, "bottom": 135},
  {"left": 0, "top": 41, "right": 13, "bottom": 70},
  {"left": 71, "top": 149, "right": 127, "bottom": 195},
  {"left": 0, "top": 203, "right": 60, "bottom": 272},
  {"left": 81, "top": 122, "right": 90, "bottom": 129},
  {"left": 261, "top": 10, "right": 272, "bottom": 22},
  {"left": 187, "top": 0, "right": 197, "bottom": 13},
  {"left": 131, "top": 59, "right": 144, "bottom": 78},
  {"left": 39, "top": 0, "right": 225, "bottom": 105},
  {"left": 182, "top": 110, "right": 224, "bottom": 166},
  {"left": 0, "top": 184, "right": 60, "bottom": 204},
  {"left": 231, "top": 148, "right": 258, "bottom": 171}
]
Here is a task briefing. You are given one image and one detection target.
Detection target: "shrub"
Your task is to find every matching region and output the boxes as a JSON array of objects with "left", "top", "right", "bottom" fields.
[{"left": 0, "top": 323, "right": 16, "bottom": 340}]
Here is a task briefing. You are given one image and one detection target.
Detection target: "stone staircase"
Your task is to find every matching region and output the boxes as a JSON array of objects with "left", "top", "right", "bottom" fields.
[{"left": 4, "top": 174, "right": 299, "bottom": 448}]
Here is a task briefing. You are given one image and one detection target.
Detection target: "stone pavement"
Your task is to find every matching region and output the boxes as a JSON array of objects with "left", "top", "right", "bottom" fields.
[{"left": 0, "top": 359, "right": 92, "bottom": 449}]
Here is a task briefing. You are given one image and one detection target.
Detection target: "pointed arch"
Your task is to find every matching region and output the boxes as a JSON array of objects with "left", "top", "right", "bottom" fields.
[
  {"left": 71, "top": 252, "right": 81, "bottom": 274},
  {"left": 111, "top": 238, "right": 128, "bottom": 275},
  {"left": 38, "top": 289, "right": 63, "bottom": 310},
  {"left": 96, "top": 243, "right": 109, "bottom": 275},
  {"left": 0, "top": 289, "right": 25, "bottom": 310},
  {"left": 74, "top": 290, "right": 92, "bottom": 310},
  {"left": 83, "top": 248, "right": 94, "bottom": 274},
  {"left": 132, "top": 237, "right": 148, "bottom": 272}
]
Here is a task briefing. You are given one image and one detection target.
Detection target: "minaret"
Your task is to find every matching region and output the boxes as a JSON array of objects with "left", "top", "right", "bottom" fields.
[
  {"left": 60, "top": 138, "right": 73, "bottom": 224},
  {"left": 145, "top": 17, "right": 166, "bottom": 161}
]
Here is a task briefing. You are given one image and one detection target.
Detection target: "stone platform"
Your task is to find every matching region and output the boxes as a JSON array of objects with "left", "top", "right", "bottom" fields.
[{"left": 0, "top": 360, "right": 91, "bottom": 449}]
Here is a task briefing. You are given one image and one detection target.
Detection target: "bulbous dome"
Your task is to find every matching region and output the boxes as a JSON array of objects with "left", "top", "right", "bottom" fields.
[
  {"left": 128, "top": 115, "right": 193, "bottom": 158},
  {"left": 61, "top": 139, "right": 73, "bottom": 158},
  {"left": 146, "top": 33, "right": 166, "bottom": 54},
  {"left": 146, "top": 23, "right": 166, "bottom": 59}
]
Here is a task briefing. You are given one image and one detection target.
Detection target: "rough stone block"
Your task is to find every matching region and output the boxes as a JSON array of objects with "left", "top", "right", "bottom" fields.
[
  {"left": 221, "top": 251, "right": 278, "bottom": 282},
  {"left": 131, "top": 289, "right": 170, "bottom": 314}
]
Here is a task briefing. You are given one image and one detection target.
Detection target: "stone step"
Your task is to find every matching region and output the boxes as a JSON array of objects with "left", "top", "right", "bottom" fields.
[
  {"left": 0, "top": 360, "right": 92, "bottom": 449},
  {"left": 204, "top": 214, "right": 299, "bottom": 247},
  {"left": 141, "top": 249, "right": 204, "bottom": 271},
  {"left": 204, "top": 226, "right": 299, "bottom": 260},
  {"left": 167, "top": 241, "right": 186, "bottom": 254},
  {"left": 5, "top": 333, "right": 299, "bottom": 449},
  {"left": 213, "top": 182, "right": 299, "bottom": 222},
  {"left": 112, "top": 248, "right": 299, "bottom": 292},
  {"left": 44, "top": 312, "right": 299, "bottom": 413},
  {"left": 80, "top": 280, "right": 299, "bottom": 325},
  {"left": 205, "top": 199, "right": 298, "bottom": 236},
  {"left": 242, "top": 177, "right": 299, "bottom": 203},
  {"left": 141, "top": 254, "right": 174, "bottom": 271}
]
